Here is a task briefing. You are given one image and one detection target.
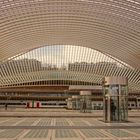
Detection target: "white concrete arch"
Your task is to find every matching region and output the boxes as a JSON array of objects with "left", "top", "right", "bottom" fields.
[
  {"left": 0, "top": 0, "right": 140, "bottom": 92},
  {"left": 0, "top": 0, "right": 140, "bottom": 69}
]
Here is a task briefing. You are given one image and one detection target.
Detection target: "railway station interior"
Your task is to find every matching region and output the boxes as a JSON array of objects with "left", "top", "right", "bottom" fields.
[{"left": 0, "top": 0, "right": 140, "bottom": 140}]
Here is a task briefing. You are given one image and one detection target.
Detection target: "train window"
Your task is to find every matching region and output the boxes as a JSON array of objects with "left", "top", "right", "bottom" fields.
[
  {"left": 128, "top": 104, "right": 130, "bottom": 106},
  {"left": 0, "top": 102, "right": 26, "bottom": 106},
  {"left": 131, "top": 104, "right": 135, "bottom": 106},
  {"left": 59, "top": 103, "right": 66, "bottom": 105},
  {"left": 41, "top": 103, "right": 47, "bottom": 105}
]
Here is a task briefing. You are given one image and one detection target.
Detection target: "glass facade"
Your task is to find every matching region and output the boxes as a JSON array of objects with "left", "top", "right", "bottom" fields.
[
  {"left": 80, "top": 95, "right": 92, "bottom": 113},
  {"left": 103, "top": 77, "right": 128, "bottom": 122},
  {"left": 72, "top": 99, "right": 81, "bottom": 110}
]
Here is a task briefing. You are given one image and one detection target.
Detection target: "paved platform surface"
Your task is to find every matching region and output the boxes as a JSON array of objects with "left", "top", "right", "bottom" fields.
[
  {"left": 0, "top": 117, "right": 140, "bottom": 140},
  {"left": 0, "top": 108, "right": 140, "bottom": 117}
]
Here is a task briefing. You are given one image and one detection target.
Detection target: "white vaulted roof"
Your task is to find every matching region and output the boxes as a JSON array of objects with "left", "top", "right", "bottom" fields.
[
  {"left": 0, "top": 0, "right": 140, "bottom": 91},
  {"left": 0, "top": 0, "right": 140, "bottom": 68}
]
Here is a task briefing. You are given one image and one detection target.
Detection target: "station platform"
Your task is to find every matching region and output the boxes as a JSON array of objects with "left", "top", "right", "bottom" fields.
[
  {"left": 0, "top": 108, "right": 140, "bottom": 118},
  {"left": 0, "top": 117, "right": 140, "bottom": 140},
  {"left": 0, "top": 109, "right": 139, "bottom": 140}
]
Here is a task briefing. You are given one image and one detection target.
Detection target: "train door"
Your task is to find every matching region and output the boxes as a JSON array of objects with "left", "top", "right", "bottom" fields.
[
  {"left": 36, "top": 102, "right": 40, "bottom": 108},
  {"left": 27, "top": 102, "right": 30, "bottom": 108}
]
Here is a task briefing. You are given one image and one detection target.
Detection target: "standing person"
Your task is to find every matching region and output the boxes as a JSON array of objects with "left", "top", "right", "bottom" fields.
[
  {"left": 5, "top": 103, "right": 7, "bottom": 110},
  {"left": 83, "top": 102, "right": 86, "bottom": 113},
  {"left": 111, "top": 101, "right": 116, "bottom": 121}
]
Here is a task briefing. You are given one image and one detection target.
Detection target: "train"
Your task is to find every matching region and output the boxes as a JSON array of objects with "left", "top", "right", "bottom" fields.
[
  {"left": 0, "top": 100, "right": 66, "bottom": 108},
  {"left": 0, "top": 99, "right": 140, "bottom": 109}
]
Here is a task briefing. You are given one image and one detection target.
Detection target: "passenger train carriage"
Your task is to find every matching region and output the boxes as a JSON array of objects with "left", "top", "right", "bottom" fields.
[{"left": 0, "top": 99, "right": 140, "bottom": 109}]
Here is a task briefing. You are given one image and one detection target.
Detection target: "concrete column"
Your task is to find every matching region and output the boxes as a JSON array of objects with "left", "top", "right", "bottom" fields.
[{"left": 67, "top": 98, "right": 72, "bottom": 109}]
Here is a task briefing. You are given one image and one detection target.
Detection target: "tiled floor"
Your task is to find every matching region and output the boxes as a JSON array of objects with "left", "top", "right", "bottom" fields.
[{"left": 0, "top": 117, "right": 139, "bottom": 140}]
